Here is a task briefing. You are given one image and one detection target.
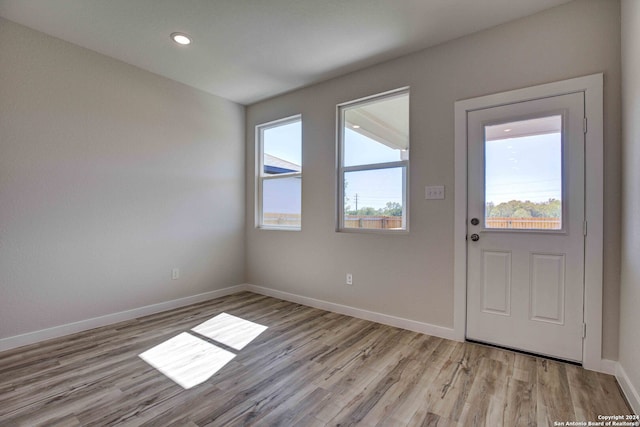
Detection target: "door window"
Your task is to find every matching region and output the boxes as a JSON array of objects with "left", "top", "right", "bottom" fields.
[{"left": 484, "top": 115, "right": 562, "bottom": 230}]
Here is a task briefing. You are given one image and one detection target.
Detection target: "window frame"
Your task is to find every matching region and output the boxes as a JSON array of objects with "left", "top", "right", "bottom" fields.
[
  {"left": 256, "top": 114, "right": 302, "bottom": 231},
  {"left": 337, "top": 88, "right": 410, "bottom": 233}
]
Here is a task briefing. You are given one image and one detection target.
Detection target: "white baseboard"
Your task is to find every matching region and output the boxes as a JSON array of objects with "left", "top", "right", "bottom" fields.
[
  {"left": 246, "top": 284, "right": 458, "bottom": 341},
  {"left": 5, "top": 282, "right": 620, "bottom": 393},
  {"left": 616, "top": 362, "right": 640, "bottom": 415},
  {"left": 600, "top": 358, "right": 618, "bottom": 375},
  {"left": 0, "top": 284, "right": 248, "bottom": 352}
]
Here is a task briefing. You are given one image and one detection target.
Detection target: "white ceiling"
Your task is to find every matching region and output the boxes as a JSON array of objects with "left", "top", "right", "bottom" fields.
[{"left": 0, "top": 0, "right": 572, "bottom": 105}]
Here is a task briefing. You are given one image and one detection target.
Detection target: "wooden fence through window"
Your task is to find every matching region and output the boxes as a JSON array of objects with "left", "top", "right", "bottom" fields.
[
  {"left": 343, "top": 215, "right": 403, "bottom": 229},
  {"left": 262, "top": 213, "right": 302, "bottom": 227},
  {"left": 263, "top": 213, "right": 404, "bottom": 229},
  {"left": 263, "top": 214, "right": 559, "bottom": 230},
  {"left": 485, "top": 217, "right": 561, "bottom": 230}
]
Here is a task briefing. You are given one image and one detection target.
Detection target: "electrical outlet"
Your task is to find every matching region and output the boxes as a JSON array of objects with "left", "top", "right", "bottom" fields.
[
  {"left": 346, "top": 273, "right": 353, "bottom": 285},
  {"left": 425, "top": 185, "right": 445, "bottom": 200},
  {"left": 172, "top": 268, "right": 180, "bottom": 280}
]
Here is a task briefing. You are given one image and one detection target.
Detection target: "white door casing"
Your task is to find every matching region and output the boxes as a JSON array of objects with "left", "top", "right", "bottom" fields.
[
  {"left": 453, "top": 74, "right": 604, "bottom": 372},
  {"left": 466, "top": 93, "right": 584, "bottom": 362}
]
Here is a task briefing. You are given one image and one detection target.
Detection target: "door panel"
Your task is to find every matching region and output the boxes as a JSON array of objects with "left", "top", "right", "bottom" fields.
[
  {"left": 481, "top": 250, "right": 512, "bottom": 315},
  {"left": 466, "top": 92, "right": 585, "bottom": 362},
  {"left": 530, "top": 253, "right": 565, "bottom": 324}
]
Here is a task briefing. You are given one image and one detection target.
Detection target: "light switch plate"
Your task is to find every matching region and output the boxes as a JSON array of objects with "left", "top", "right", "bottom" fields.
[{"left": 425, "top": 185, "right": 445, "bottom": 200}]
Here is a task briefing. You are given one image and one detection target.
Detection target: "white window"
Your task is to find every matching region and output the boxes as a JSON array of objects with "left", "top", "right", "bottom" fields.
[
  {"left": 257, "top": 116, "right": 302, "bottom": 230},
  {"left": 338, "top": 89, "right": 409, "bottom": 231}
]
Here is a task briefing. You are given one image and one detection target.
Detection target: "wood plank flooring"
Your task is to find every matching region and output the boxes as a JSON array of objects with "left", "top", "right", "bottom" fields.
[{"left": 0, "top": 292, "right": 632, "bottom": 426}]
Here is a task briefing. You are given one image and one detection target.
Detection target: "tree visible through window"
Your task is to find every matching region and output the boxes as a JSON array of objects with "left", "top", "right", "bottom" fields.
[
  {"left": 257, "top": 116, "right": 302, "bottom": 229},
  {"left": 338, "top": 89, "right": 409, "bottom": 231}
]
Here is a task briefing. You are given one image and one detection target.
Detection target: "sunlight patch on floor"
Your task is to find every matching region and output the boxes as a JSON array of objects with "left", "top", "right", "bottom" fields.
[
  {"left": 191, "top": 312, "right": 268, "bottom": 351},
  {"left": 139, "top": 313, "right": 268, "bottom": 389},
  {"left": 138, "top": 332, "right": 235, "bottom": 389}
]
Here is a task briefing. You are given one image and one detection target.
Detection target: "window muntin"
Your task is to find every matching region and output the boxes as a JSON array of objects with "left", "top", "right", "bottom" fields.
[
  {"left": 338, "top": 89, "right": 409, "bottom": 231},
  {"left": 257, "top": 116, "right": 302, "bottom": 229}
]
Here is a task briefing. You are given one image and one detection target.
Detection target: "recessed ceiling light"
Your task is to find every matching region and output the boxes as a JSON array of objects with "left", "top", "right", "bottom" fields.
[
  {"left": 352, "top": 125, "right": 360, "bottom": 129},
  {"left": 503, "top": 128, "right": 512, "bottom": 132},
  {"left": 171, "top": 32, "right": 192, "bottom": 46}
]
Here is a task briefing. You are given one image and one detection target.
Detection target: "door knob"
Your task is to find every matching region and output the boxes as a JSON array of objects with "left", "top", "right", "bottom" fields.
[
  {"left": 470, "top": 234, "right": 480, "bottom": 242},
  {"left": 470, "top": 218, "right": 479, "bottom": 225}
]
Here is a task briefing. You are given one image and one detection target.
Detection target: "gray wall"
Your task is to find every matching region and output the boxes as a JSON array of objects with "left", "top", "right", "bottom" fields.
[
  {"left": 620, "top": 0, "right": 640, "bottom": 405},
  {"left": 0, "top": 18, "right": 245, "bottom": 339},
  {"left": 245, "top": 0, "right": 622, "bottom": 359}
]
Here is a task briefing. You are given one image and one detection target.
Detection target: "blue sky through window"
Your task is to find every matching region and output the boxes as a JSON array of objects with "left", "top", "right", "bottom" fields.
[
  {"left": 344, "top": 128, "right": 402, "bottom": 166},
  {"left": 262, "top": 120, "right": 561, "bottom": 211},
  {"left": 263, "top": 121, "right": 301, "bottom": 165},
  {"left": 485, "top": 133, "right": 562, "bottom": 205},
  {"left": 343, "top": 129, "right": 406, "bottom": 210}
]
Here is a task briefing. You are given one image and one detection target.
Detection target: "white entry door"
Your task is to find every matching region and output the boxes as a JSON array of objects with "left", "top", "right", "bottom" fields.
[{"left": 466, "top": 92, "right": 585, "bottom": 362}]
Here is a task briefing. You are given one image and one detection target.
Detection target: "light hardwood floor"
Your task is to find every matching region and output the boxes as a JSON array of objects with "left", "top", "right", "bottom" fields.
[{"left": 0, "top": 292, "right": 632, "bottom": 426}]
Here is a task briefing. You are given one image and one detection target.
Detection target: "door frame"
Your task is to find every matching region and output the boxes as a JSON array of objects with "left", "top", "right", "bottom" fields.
[{"left": 453, "top": 74, "right": 604, "bottom": 372}]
